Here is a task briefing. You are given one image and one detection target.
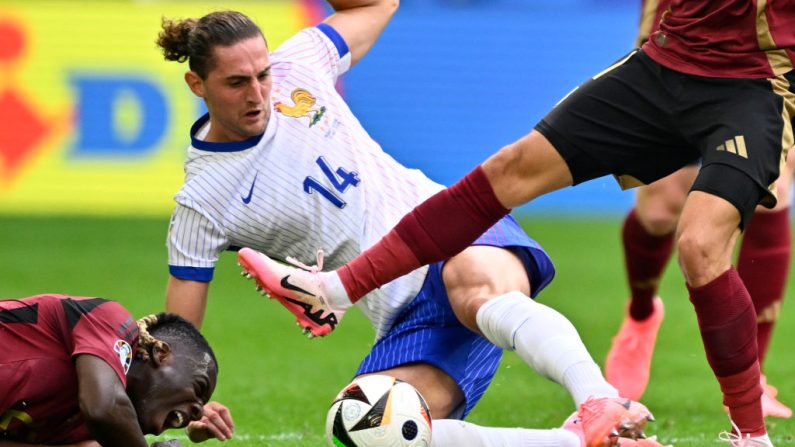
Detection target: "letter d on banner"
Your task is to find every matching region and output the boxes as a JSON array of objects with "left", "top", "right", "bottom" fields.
[{"left": 70, "top": 74, "right": 167, "bottom": 156}]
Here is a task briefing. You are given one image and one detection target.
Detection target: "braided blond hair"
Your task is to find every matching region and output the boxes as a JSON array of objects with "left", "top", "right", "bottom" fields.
[{"left": 136, "top": 314, "right": 168, "bottom": 361}]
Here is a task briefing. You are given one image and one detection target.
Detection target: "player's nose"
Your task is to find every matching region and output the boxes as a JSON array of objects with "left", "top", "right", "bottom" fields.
[
  {"left": 190, "top": 402, "right": 204, "bottom": 421},
  {"left": 246, "top": 79, "right": 265, "bottom": 103}
]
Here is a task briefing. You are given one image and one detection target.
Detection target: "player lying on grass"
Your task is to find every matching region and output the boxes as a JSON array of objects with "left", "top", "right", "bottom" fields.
[
  {"left": 155, "top": 0, "right": 665, "bottom": 444},
  {"left": 236, "top": 0, "right": 795, "bottom": 445},
  {"left": 0, "top": 294, "right": 217, "bottom": 447}
]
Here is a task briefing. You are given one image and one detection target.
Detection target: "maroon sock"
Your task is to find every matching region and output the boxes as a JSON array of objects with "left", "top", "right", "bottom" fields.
[
  {"left": 718, "top": 362, "right": 766, "bottom": 437},
  {"left": 737, "top": 208, "right": 791, "bottom": 365},
  {"left": 622, "top": 209, "right": 675, "bottom": 320},
  {"left": 338, "top": 166, "right": 510, "bottom": 302},
  {"left": 338, "top": 231, "right": 420, "bottom": 303},
  {"left": 688, "top": 268, "right": 764, "bottom": 435}
]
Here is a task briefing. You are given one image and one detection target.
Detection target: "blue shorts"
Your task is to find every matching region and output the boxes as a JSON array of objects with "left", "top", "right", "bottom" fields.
[{"left": 355, "top": 215, "right": 555, "bottom": 418}]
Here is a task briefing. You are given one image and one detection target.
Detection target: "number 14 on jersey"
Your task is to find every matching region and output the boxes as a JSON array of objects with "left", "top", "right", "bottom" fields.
[{"left": 303, "top": 156, "right": 361, "bottom": 209}]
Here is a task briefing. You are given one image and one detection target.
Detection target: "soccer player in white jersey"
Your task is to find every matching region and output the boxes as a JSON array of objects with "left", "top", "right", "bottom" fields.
[{"left": 157, "top": 5, "right": 664, "bottom": 446}]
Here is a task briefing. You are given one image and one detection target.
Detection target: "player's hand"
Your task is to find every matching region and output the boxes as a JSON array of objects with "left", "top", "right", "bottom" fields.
[
  {"left": 74, "top": 442, "right": 102, "bottom": 447},
  {"left": 150, "top": 440, "right": 182, "bottom": 447},
  {"left": 186, "top": 401, "right": 235, "bottom": 442}
]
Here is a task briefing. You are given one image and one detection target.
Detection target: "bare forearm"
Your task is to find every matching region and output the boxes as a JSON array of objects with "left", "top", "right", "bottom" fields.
[
  {"left": 166, "top": 275, "right": 210, "bottom": 328},
  {"left": 76, "top": 356, "right": 149, "bottom": 447},
  {"left": 82, "top": 403, "right": 148, "bottom": 447}
]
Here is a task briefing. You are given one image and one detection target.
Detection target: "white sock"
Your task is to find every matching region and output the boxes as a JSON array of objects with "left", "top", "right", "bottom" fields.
[
  {"left": 476, "top": 291, "right": 619, "bottom": 406},
  {"left": 321, "top": 271, "right": 352, "bottom": 310},
  {"left": 432, "top": 419, "right": 580, "bottom": 447}
]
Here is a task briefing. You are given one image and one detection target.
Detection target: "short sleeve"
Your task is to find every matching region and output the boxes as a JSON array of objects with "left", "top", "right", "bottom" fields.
[
  {"left": 68, "top": 299, "right": 138, "bottom": 386},
  {"left": 167, "top": 202, "right": 228, "bottom": 282},
  {"left": 272, "top": 25, "right": 352, "bottom": 82}
]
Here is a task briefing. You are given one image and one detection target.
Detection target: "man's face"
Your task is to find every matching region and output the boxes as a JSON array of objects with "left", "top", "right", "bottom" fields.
[
  {"left": 131, "top": 351, "right": 217, "bottom": 435},
  {"left": 195, "top": 36, "right": 272, "bottom": 142}
]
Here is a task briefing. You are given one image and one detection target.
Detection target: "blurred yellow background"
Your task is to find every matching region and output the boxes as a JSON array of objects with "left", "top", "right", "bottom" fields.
[{"left": 0, "top": 1, "right": 313, "bottom": 216}]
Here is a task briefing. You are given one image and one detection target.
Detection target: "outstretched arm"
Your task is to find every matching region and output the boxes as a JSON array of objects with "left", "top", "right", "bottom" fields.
[
  {"left": 75, "top": 355, "right": 149, "bottom": 447},
  {"left": 165, "top": 277, "right": 234, "bottom": 442},
  {"left": 166, "top": 275, "right": 210, "bottom": 328},
  {"left": 323, "top": 0, "right": 399, "bottom": 67}
]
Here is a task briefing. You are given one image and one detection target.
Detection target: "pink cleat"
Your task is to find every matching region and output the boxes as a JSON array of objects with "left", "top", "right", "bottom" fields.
[
  {"left": 562, "top": 397, "right": 656, "bottom": 447},
  {"left": 605, "top": 297, "right": 665, "bottom": 400},
  {"left": 237, "top": 247, "right": 347, "bottom": 338},
  {"left": 760, "top": 375, "right": 792, "bottom": 419}
]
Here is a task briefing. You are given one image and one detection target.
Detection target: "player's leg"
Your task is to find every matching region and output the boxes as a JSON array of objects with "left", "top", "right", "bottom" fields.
[
  {"left": 738, "top": 153, "right": 794, "bottom": 418},
  {"left": 431, "top": 419, "right": 669, "bottom": 447},
  {"left": 348, "top": 261, "right": 581, "bottom": 447},
  {"left": 236, "top": 129, "right": 573, "bottom": 337},
  {"left": 627, "top": 166, "right": 697, "bottom": 315},
  {"left": 337, "top": 129, "right": 573, "bottom": 302},
  {"left": 677, "top": 188, "right": 767, "bottom": 439},
  {"left": 605, "top": 166, "right": 697, "bottom": 399},
  {"left": 360, "top": 364, "right": 616, "bottom": 447},
  {"left": 444, "top": 246, "right": 620, "bottom": 408},
  {"left": 443, "top": 240, "right": 657, "bottom": 445},
  {"left": 743, "top": 153, "right": 794, "bottom": 365},
  {"left": 335, "top": 49, "right": 696, "bottom": 304},
  {"left": 237, "top": 50, "right": 697, "bottom": 337},
  {"left": 675, "top": 68, "right": 794, "bottom": 443}
]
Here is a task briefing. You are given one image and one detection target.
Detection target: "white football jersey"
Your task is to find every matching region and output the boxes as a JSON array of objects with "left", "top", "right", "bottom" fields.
[{"left": 168, "top": 25, "right": 444, "bottom": 339}]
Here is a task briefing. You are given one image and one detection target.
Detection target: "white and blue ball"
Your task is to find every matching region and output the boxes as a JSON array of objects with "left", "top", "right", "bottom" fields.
[{"left": 325, "top": 375, "right": 432, "bottom": 447}]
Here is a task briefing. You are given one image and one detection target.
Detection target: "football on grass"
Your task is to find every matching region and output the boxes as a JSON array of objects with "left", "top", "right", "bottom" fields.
[{"left": 325, "top": 374, "right": 432, "bottom": 447}]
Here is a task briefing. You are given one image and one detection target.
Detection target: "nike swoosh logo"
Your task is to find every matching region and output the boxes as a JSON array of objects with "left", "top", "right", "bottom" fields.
[
  {"left": 280, "top": 275, "right": 316, "bottom": 297},
  {"left": 241, "top": 172, "right": 259, "bottom": 204},
  {"left": 285, "top": 296, "right": 338, "bottom": 328}
]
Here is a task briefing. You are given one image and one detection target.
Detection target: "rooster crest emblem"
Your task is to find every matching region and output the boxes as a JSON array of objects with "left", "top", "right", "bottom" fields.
[{"left": 274, "top": 88, "right": 327, "bottom": 127}]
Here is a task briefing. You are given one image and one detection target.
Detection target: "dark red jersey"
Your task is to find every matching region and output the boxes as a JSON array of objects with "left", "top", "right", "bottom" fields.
[
  {"left": 0, "top": 294, "right": 138, "bottom": 443},
  {"left": 642, "top": 0, "right": 795, "bottom": 78},
  {"left": 636, "top": 0, "right": 671, "bottom": 46}
]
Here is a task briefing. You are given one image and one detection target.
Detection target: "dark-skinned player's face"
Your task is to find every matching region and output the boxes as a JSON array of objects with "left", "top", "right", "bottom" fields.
[
  {"left": 131, "top": 350, "right": 217, "bottom": 435},
  {"left": 199, "top": 36, "right": 272, "bottom": 142}
]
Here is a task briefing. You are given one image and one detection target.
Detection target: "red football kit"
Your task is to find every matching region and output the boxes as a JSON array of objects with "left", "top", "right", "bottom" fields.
[
  {"left": 0, "top": 294, "right": 139, "bottom": 443},
  {"left": 643, "top": 0, "right": 795, "bottom": 78}
]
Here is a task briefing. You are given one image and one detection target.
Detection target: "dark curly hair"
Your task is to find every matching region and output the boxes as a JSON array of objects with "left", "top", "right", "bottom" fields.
[
  {"left": 156, "top": 10, "right": 265, "bottom": 79},
  {"left": 136, "top": 312, "right": 218, "bottom": 373}
]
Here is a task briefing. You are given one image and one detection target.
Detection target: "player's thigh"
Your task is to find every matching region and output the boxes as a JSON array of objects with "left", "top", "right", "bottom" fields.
[
  {"left": 357, "top": 363, "right": 463, "bottom": 419},
  {"left": 482, "top": 130, "right": 574, "bottom": 208},
  {"left": 635, "top": 165, "right": 699, "bottom": 235},
  {"left": 535, "top": 50, "right": 699, "bottom": 191},
  {"left": 442, "top": 245, "right": 531, "bottom": 333}
]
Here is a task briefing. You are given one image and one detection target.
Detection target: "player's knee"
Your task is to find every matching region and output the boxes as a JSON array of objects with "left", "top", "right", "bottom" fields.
[
  {"left": 636, "top": 197, "right": 682, "bottom": 235},
  {"left": 676, "top": 230, "right": 728, "bottom": 285},
  {"left": 639, "top": 211, "right": 678, "bottom": 236},
  {"left": 450, "top": 295, "right": 490, "bottom": 333},
  {"left": 676, "top": 228, "right": 705, "bottom": 261}
]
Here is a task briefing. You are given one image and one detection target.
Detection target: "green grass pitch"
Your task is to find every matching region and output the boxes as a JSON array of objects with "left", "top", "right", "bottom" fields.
[{"left": 2, "top": 215, "right": 795, "bottom": 446}]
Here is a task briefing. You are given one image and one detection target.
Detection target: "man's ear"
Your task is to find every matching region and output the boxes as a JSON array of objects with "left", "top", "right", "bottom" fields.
[
  {"left": 185, "top": 71, "right": 205, "bottom": 98},
  {"left": 152, "top": 341, "right": 172, "bottom": 366}
]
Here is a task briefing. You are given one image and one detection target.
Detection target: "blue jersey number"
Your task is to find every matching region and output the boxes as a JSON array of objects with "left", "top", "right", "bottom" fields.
[{"left": 303, "top": 156, "right": 360, "bottom": 209}]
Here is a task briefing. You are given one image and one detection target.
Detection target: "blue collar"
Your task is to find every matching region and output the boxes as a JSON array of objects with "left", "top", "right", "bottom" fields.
[{"left": 189, "top": 113, "right": 264, "bottom": 152}]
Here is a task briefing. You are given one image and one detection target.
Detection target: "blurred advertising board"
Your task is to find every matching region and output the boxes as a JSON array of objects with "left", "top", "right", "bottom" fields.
[{"left": 0, "top": 1, "right": 320, "bottom": 216}]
